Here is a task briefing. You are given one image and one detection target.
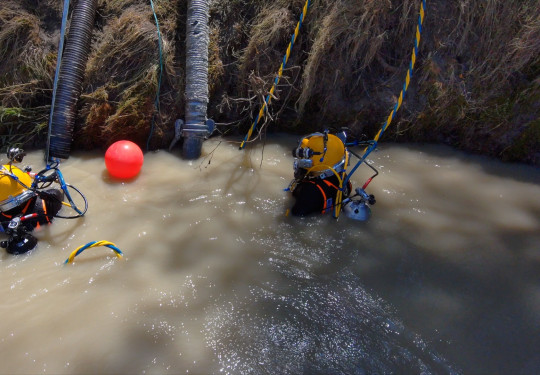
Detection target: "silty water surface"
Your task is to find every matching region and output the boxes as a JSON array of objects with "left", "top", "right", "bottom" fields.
[{"left": 0, "top": 135, "right": 539, "bottom": 374}]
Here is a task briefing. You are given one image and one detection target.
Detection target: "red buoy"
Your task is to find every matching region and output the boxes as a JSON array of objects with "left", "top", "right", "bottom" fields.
[{"left": 105, "top": 141, "right": 144, "bottom": 179}]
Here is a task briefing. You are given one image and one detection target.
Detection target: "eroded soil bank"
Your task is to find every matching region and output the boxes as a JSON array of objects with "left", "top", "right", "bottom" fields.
[{"left": 0, "top": 0, "right": 539, "bottom": 163}]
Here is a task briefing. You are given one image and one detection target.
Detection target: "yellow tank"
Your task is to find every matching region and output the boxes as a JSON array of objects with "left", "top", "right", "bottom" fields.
[{"left": 0, "top": 165, "right": 34, "bottom": 212}]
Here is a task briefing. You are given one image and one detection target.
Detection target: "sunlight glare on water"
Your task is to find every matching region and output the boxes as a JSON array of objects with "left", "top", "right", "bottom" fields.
[{"left": 0, "top": 135, "right": 539, "bottom": 374}]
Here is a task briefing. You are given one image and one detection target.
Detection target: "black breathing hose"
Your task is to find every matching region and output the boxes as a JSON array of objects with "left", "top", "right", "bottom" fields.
[{"left": 47, "top": 0, "right": 98, "bottom": 160}]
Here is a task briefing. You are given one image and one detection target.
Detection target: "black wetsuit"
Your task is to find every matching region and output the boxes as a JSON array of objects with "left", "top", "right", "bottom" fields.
[
  {"left": 1, "top": 189, "right": 64, "bottom": 232},
  {"left": 291, "top": 175, "right": 350, "bottom": 216}
]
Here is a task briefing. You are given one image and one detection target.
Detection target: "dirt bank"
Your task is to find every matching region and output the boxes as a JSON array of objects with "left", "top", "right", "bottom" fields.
[{"left": 1, "top": 0, "right": 538, "bottom": 164}]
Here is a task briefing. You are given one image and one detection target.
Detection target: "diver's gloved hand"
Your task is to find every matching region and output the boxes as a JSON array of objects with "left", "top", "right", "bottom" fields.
[
  {"left": 41, "top": 173, "right": 57, "bottom": 183},
  {"left": 34, "top": 171, "right": 57, "bottom": 184}
]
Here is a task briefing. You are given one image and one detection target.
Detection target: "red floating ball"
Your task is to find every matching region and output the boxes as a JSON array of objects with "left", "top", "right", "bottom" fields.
[{"left": 105, "top": 141, "right": 144, "bottom": 179}]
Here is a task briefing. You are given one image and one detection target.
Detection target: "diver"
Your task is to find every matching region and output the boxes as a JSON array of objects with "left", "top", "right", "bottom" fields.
[
  {"left": 288, "top": 129, "right": 377, "bottom": 220},
  {"left": 0, "top": 148, "right": 64, "bottom": 254},
  {"left": 288, "top": 130, "right": 352, "bottom": 216}
]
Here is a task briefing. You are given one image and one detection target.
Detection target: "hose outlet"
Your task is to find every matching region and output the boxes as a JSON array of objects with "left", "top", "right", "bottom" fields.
[{"left": 169, "top": 115, "right": 214, "bottom": 155}]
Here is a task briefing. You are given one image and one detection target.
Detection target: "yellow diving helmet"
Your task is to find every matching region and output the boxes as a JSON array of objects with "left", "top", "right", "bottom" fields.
[
  {"left": 0, "top": 164, "right": 35, "bottom": 212},
  {"left": 292, "top": 131, "right": 349, "bottom": 179}
]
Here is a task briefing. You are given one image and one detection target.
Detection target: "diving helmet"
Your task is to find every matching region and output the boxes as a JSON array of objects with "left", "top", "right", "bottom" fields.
[
  {"left": 0, "top": 165, "right": 35, "bottom": 212},
  {"left": 292, "top": 132, "right": 349, "bottom": 179}
]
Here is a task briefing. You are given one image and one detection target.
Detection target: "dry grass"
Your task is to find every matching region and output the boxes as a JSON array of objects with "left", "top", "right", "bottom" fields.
[
  {"left": 0, "top": 3, "right": 54, "bottom": 149},
  {"left": 86, "top": 8, "right": 162, "bottom": 88},
  {"left": 0, "top": 0, "right": 538, "bottom": 163},
  {"left": 298, "top": 0, "right": 395, "bottom": 113},
  {"left": 405, "top": 0, "right": 540, "bottom": 161},
  {"left": 0, "top": 5, "right": 41, "bottom": 65},
  {"left": 76, "top": 3, "right": 180, "bottom": 150},
  {"left": 0, "top": 3, "right": 51, "bottom": 102}
]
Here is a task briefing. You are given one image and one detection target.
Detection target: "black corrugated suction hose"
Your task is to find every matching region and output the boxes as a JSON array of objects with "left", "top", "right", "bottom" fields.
[{"left": 48, "top": 0, "right": 97, "bottom": 160}]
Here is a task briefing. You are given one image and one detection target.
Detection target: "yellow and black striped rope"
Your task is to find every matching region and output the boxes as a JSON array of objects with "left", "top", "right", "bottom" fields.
[{"left": 239, "top": 0, "right": 311, "bottom": 150}]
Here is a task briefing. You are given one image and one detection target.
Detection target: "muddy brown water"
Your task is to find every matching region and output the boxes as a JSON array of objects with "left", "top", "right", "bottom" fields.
[{"left": 1, "top": 135, "right": 539, "bottom": 374}]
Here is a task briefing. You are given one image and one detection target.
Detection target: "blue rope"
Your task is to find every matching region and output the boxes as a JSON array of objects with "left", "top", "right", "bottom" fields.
[
  {"left": 64, "top": 241, "right": 123, "bottom": 264},
  {"left": 147, "top": 0, "right": 164, "bottom": 152},
  {"left": 46, "top": 0, "right": 70, "bottom": 163},
  {"left": 239, "top": 0, "right": 311, "bottom": 149},
  {"left": 343, "top": 0, "right": 426, "bottom": 188}
]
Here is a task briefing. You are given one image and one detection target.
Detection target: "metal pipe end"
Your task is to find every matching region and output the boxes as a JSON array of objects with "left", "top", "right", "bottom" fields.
[{"left": 182, "top": 135, "right": 204, "bottom": 159}]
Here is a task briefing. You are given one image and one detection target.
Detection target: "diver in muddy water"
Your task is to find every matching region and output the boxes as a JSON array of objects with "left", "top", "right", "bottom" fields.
[
  {"left": 0, "top": 148, "right": 65, "bottom": 254},
  {"left": 288, "top": 130, "right": 376, "bottom": 219}
]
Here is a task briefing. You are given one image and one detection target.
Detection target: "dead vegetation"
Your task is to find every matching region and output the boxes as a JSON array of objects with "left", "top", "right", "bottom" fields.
[
  {"left": 0, "top": 0, "right": 538, "bottom": 163},
  {"left": 0, "top": 2, "right": 56, "bottom": 148},
  {"left": 76, "top": 1, "right": 181, "bottom": 150}
]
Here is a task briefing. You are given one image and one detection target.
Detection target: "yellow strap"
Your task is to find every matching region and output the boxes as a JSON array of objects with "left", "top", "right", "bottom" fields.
[{"left": 304, "top": 164, "right": 344, "bottom": 218}]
